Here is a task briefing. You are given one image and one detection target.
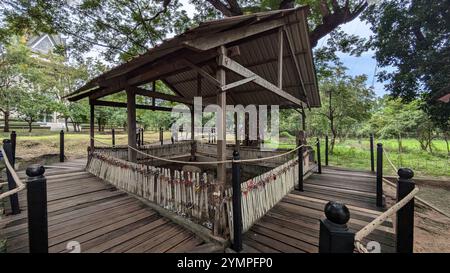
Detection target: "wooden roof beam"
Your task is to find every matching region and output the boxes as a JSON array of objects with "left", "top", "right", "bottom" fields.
[
  {"left": 283, "top": 26, "right": 310, "bottom": 108},
  {"left": 183, "top": 18, "right": 286, "bottom": 51},
  {"left": 91, "top": 99, "right": 190, "bottom": 113},
  {"left": 131, "top": 86, "right": 192, "bottom": 105},
  {"left": 219, "top": 55, "right": 306, "bottom": 108}
]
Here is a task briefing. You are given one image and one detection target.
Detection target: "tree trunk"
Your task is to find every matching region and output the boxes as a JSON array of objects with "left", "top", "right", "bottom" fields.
[
  {"left": 65, "top": 117, "right": 69, "bottom": 132},
  {"left": 28, "top": 119, "right": 33, "bottom": 132},
  {"left": 444, "top": 132, "right": 450, "bottom": 155},
  {"left": 3, "top": 111, "right": 10, "bottom": 132}
]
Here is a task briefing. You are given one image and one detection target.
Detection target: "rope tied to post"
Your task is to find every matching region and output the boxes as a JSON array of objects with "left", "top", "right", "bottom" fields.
[
  {"left": 0, "top": 146, "right": 25, "bottom": 200},
  {"left": 91, "top": 136, "right": 317, "bottom": 165}
]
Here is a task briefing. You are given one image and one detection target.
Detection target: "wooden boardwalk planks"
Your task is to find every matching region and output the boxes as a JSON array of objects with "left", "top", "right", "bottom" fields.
[
  {"left": 0, "top": 159, "right": 205, "bottom": 253},
  {"left": 242, "top": 167, "right": 396, "bottom": 253}
]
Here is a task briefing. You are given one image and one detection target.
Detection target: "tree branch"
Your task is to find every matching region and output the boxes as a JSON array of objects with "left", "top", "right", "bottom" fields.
[
  {"left": 206, "top": 0, "right": 242, "bottom": 17},
  {"left": 309, "top": 0, "right": 369, "bottom": 47}
]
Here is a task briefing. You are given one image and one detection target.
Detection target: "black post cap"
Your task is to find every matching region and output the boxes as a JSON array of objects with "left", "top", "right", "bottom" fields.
[
  {"left": 26, "top": 165, "right": 45, "bottom": 177},
  {"left": 233, "top": 150, "right": 240, "bottom": 159},
  {"left": 398, "top": 168, "right": 414, "bottom": 180},
  {"left": 377, "top": 143, "right": 383, "bottom": 147},
  {"left": 324, "top": 201, "right": 350, "bottom": 225},
  {"left": 3, "top": 139, "right": 11, "bottom": 144}
]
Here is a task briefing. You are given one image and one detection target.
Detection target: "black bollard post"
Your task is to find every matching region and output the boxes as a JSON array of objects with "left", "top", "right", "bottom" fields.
[
  {"left": 231, "top": 151, "right": 242, "bottom": 252},
  {"left": 370, "top": 134, "right": 375, "bottom": 172},
  {"left": 396, "top": 168, "right": 415, "bottom": 253},
  {"left": 2, "top": 139, "right": 20, "bottom": 215},
  {"left": 160, "top": 127, "right": 163, "bottom": 146},
  {"left": 26, "top": 164, "right": 48, "bottom": 253},
  {"left": 316, "top": 138, "right": 322, "bottom": 174},
  {"left": 297, "top": 139, "right": 304, "bottom": 191},
  {"left": 59, "top": 130, "right": 64, "bottom": 163},
  {"left": 376, "top": 143, "right": 384, "bottom": 207},
  {"left": 325, "top": 135, "right": 329, "bottom": 166},
  {"left": 112, "top": 128, "right": 116, "bottom": 147},
  {"left": 319, "top": 201, "right": 354, "bottom": 253},
  {"left": 141, "top": 128, "right": 144, "bottom": 146},
  {"left": 10, "top": 131, "right": 16, "bottom": 166}
]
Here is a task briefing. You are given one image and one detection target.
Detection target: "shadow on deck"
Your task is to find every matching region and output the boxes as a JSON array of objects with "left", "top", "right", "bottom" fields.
[
  {"left": 0, "top": 159, "right": 206, "bottom": 253},
  {"left": 242, "top": 167, "right": 396, "bottom": 253}
]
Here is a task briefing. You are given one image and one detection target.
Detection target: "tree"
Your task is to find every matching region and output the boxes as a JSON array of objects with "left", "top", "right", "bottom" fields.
[
  {"left": 1, "top": 0, "right": 191, "bottom": 62},
  {"left": 369, "top": 98, "right": 424, "bottom": 153},
  {"left": 16, "top": 91, "right": 56, "bottom": 132},
  {"left": 0, "top": 37, "right": 32, "bottom": 132},
  {"left": 362, "top": 0, "right": 450, "bottom": 132},
  {"left": 308, "top": 64, "right": 375, "bottom": 152},
  {"left": 1, "top": 0, "right": 372, "bottom": 62}
]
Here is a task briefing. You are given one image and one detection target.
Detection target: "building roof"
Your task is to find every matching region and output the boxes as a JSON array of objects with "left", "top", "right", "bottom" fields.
[{"left": 66, "top": 7, "right": 320, "bottom": 108}]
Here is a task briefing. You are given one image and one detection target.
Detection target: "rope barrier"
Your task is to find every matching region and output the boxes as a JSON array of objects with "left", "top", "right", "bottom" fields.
[
  {"left": 354, "top": 187, "right": 419, "bottom": 253},
  {"left": 91, "top": 137, "right": 316, "bottom": 165},
  {"left": 0, "top": 146, "right": 25, "bottom": 200}
]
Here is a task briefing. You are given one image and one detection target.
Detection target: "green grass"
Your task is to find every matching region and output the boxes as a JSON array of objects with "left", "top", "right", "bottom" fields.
[{"left": 266, "top": 138, "right": 449, "bottom": 179}]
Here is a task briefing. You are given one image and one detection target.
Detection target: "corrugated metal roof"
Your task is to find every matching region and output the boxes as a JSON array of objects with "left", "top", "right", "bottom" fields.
[{"left": 66, "top": 7, "right": 320, "bottom": 108}]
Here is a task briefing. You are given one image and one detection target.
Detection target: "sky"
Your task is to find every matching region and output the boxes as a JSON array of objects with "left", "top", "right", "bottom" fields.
[{"left": 179, "top": 0, "right": 390, "bottom": 97}]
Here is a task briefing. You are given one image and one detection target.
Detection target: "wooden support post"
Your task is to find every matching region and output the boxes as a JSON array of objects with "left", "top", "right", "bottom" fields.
[
  {"left": 376, "top": 143, "right": 384, "bottom": 207},
  {"left": 26, "top": 164, "right": 48, "bottom": 253},
  {"left": 137, "top": 128, "right": 141, "bottom": 147},
  {"left": 10, "top": 131, "right": 16, "bottom": 166},
  {"left": 127, "top": 89, "right": 137, "bottom": 162},
  {"left": 325, "top": 135, "right": 329, "bottom": 166},
  {"left": 277, "top": 27, "right": 283, "bottom": 89},
  {"left": 234, "top": 112, "right": 240, "bottom": 152},
  {"left": 3, "top": 139, "right": 20, "bottom": 215},
  {"left": 319, "top": 202, "right": 354, "bottom": 253},
  {"left": 297, "top": 139, "right": 304, "bottom": 192},
  {"left": 89, "top": 102, "right": 95, "bottom": 153},
  {"left": 370, "top": 134, "right": 375, "bottom": 172},
  {"left": 316, "top": 138, "right": 322, "bottom": 174},
  {"left": 112, "top": 128, "right": 116, "bottom": 147},
  {"left": 59, "top": 130, "right": 64, "bottom": 163},
  {"left": 217, "top": 61, "right": 227, "bottom": 183},
  {"left": 396, "top": 168, "right": 415, "bottom": 253},
  {"left": 160, "top": 127, "right": 164, "bottom": 146},
  {"left": 231, "top": 151, "right": 242, "bottom": 252}
]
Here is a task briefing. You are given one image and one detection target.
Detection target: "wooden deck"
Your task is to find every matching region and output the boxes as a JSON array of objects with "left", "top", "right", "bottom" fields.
[
  {"left": 242, "top": 167, "right": 396, "bottom": 253},
  {"left": 0, "top": 159, "right": 205, "bottom": 253},
  {"left": 2, "top": 160, "right": 396, "bottom": 253}
]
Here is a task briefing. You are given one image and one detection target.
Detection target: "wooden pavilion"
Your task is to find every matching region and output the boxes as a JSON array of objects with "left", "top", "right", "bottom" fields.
[{"left": 65, "top": 6, "right": 320, "bottom": 240}]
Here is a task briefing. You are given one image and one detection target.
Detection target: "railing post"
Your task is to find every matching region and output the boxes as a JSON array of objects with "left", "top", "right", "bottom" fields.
[
  {"left": 141, "top": 128, "right": 144, "bottom": 146},
  {"left": 396, "top": 168, "right": 415, "bottom": 253},
  {"left": 2, "top": 139, "right": 20, "bottom": 215},
  {"left": 319, "top": 201, "right": 354, "bottom": 253},
  {"left": 137, "top": 128, "right": 140, "bottom": 147},
  {"left": 370, "top": 134, "right": 375, "bottom": 172},
  {"left": 159, "top": 127, "right": 163, "bottom": 146},
  {"left": 231, "top": 151, "right": 242, "bottom": 252},
  {"left": 376, "top": 143, "right": 384, "bottom": 207},
  {"left": 325, "top": 135, "right": 329, "bottom": 166},
  {"left": 316, "top": 137, "right": 322, "bottom": 174},
  {"left": 59, "top": 130, "right": 64, "bottom": 163},
  {"left": 26, "top": 164, "right": 48, "bottom": 253},
  {"left": 10, "top": 131, "right": 16, "bottom": 166},
  {"left": 112, "top": 128, "right": 116, "bottom": 147},
  {"left": 296, "top": 139, "right": 304, "bottom": 191}
]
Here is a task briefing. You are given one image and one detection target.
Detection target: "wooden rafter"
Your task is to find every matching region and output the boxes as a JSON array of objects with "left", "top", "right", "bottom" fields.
[
  {"left": 91, "top": 100, "right": 189, "bottom": 113},
  {"left": 131, "top": 86, "right": 192, "bottom": 105},
  {"left": 283, "top": 26, "right": 309, "bottom": 107},
  {"left": 219, "top": 55, "right": 306, "bottom": 107},
  {"left": 182, "top": 59, "right": 223, "bottom": 88}
]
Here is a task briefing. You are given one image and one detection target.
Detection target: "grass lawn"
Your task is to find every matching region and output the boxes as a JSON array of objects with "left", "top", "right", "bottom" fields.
[
  {"left": 267, "top": 137, "right": 449, "bottom": 179},
  {"left": 0, "top": 129, "right": 171, "bottom": 170}
]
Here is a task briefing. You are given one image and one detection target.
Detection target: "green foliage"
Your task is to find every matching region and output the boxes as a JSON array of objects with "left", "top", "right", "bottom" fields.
[
  {"left": 1, "top": 0, "right": 191, "bottom": 62},
  {"left": 362, "top": 0, "right": 450, "bottom": 130}
]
